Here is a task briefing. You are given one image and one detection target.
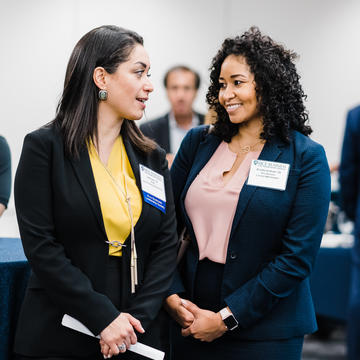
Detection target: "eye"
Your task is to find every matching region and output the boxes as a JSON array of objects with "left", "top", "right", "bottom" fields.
[
  {"left": 219, "top": 82, "right": 226, "bottom": 89},
  {"left": 135, "top": 70, "right": 145, "bottom": 77},
  {"left": 146, "top": 72, "right": 151, "bottom": 78},
  {"left": 234, "top": 80, "right": 243, "bottom": 86}
]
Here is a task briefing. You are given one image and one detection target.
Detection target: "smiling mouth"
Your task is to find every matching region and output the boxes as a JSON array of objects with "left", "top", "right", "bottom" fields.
[
  {"left": 137, "top": 98, "right": 148, "bottom": 103},
  {"left": 226, "top": 103, "right": 241, "bottom": 110}
]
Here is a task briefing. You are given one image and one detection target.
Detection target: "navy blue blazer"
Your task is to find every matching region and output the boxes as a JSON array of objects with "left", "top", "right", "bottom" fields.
[
  {"left": 339, "top": 105, "right": 360, "bottom": 263},
  {"left": 170, "top": 125, "right": 330, "bottom": 340}
]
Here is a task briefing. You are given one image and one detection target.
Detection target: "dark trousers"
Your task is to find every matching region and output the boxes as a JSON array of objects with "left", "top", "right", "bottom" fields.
[{"left": 172, "top": 258, "right": 304, "bottom": 360}]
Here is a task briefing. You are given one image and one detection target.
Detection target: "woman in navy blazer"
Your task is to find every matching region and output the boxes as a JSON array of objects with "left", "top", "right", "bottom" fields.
[
  {"left": 14, "top": 26, "right": 177, "bottom": 359},
  {"left": 165, "top": 27, "right": 330, "bottom": 360}
]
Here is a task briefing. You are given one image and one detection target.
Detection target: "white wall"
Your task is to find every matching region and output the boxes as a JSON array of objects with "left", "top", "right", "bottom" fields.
[
  {"left": 1, "top": 0, "right": 360, "bottom": 235},
  {"left": 0, "top": 0, "right": 226, "bottom": 220},
  {"left": 226, "top": 0, "right": 360, "bottom": 165}
]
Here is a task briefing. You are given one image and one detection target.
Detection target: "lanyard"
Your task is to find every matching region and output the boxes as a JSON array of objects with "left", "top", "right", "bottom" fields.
[{"left": 94, "top": 137, "right": 138, "bottom": 293}]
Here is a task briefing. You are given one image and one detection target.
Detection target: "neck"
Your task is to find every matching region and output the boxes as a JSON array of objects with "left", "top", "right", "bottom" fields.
[
  {"left": 234, "top": 118, "right": 263, "bottom": 142},
  {"left": 95, "top": 104, "right": 123, "bottom": 152},
  {"left": 173, "top": 112, "right": 194, "bottom": 130},
  {"left": 230, "top": 118, "right": 264, "bottom": 153}
]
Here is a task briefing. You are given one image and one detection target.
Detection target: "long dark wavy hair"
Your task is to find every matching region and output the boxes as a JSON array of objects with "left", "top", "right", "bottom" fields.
[
  {"left": 206, "top": 27, "right": 312, "bottom": 143},
  {"left": 53, "top": 25, "right": 156, "bottom": 158}
]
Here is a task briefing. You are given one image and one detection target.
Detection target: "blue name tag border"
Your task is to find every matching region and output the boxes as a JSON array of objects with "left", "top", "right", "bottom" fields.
[{"left": 142, "top": 191, "right": 166, "bottom": 213}]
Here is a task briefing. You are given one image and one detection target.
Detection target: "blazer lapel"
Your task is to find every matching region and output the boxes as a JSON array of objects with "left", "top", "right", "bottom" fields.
[
  {"left": 180, "top": 134, "right": 221, "bottom": 251},
  {"left": 164, "top": 114, "right": 171, "bottom": 153},
  {"left": 229, "top": 138, "right": 284, "bottom": 241},
  {"left": 123, "top": 137, "right": 150, "bottom": 232},
  {"left": 182, "top": 134, "right": 222, "bottom": 197},
  {"left": 70, "top": 148, "right": 107, "bottom": 236}
]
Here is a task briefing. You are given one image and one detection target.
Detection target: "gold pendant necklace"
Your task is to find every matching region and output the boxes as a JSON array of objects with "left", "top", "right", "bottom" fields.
[{"left": 237, "top": 139, "right": 264, "bottom": 154}]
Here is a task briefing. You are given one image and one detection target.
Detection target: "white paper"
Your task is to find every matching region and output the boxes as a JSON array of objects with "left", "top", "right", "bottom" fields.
[{"left": 61, "top": 314, "right": 164, "bottom": 360}]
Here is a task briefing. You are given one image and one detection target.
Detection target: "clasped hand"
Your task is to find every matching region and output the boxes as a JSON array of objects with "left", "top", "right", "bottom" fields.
[
  {"left": 165, "top": 294, "right": 227, "bottom": 342},
  {"left": 99, "top": 312, "right": 144, "bottom": 358}
]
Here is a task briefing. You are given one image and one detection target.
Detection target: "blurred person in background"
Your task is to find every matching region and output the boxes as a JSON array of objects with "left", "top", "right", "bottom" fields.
[
  {"left": 0, "top": 135, "right": 11, "bottom": 217},
  {"left": 165, "top": 27, "right": 330, "bottom": 360},
  {"left": 14, "top": 25, "right": 177, "bottom": 360},
  {"left": 339, "top": 104, "right": 360, "bottom": 360},
  {"left": 140, "top": 65, "right": 204, "bottom": 167}
]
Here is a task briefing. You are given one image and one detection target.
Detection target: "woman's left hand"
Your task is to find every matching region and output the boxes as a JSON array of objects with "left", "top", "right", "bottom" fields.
[{"left": 180, "top": 300, "right": 227, "bottom": 342}]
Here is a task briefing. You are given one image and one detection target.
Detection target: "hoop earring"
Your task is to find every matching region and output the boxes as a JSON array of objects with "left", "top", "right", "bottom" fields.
[{"left": 98, "top": 89, "right": 108, "bottom": 101}]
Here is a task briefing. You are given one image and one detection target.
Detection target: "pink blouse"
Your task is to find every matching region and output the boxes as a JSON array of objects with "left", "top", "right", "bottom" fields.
[{"left": 185, "top": 141, "right": 261, "bottom": 264}]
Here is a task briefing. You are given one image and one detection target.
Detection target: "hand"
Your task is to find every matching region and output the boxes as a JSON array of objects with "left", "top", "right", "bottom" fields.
[
  {"left": 100, "top": 312, "right": 144, "bottom": 358},
  {"left": 164, "top": 294, "right": 195, "bottom": 328},
  {"left": 181, "top": 300, "right": 227, "bottom": 342}
]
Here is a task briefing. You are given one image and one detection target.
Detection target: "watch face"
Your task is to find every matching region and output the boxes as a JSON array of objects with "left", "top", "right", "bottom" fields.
[{"left": 224, "top": 315, "right": 238, "bottom": 331}]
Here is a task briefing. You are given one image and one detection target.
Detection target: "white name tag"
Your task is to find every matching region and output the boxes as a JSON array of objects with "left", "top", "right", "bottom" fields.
[
  {"left": 139, "top": 164, "right": 166, "bottom": 213},
  {"left": 247, "top": 160, "right": 290, "bottom": 191}
]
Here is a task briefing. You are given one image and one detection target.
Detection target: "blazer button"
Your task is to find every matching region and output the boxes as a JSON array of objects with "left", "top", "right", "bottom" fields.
[{"left": 230, "top": 251, "right": 237, "bottom": 260}]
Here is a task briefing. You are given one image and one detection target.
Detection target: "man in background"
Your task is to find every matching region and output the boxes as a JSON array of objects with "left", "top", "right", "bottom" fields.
[
  {"left": 0, "top": 135, "right": 11, "bottom": 217},
  {"left": 339, "top": 104, "right": 360, "bottom": 360},
  {"left": 140, "top": 65, "right": 204, "bottom": 167}
]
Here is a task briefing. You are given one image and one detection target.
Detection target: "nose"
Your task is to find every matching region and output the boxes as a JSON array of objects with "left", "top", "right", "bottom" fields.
[
  {"left": 222, "top": 85, "right": 235, "bottom": 101},
  {"left": 144, "top": 77, "right": 154, "bottom": 93}
]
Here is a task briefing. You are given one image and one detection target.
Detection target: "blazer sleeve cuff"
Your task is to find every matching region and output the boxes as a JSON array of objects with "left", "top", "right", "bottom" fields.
[
  {"left": 167, "top": 268, "right": 186, "bottom": 296},
  {"left": 224, "top": 275, "right": 280, "bottom": 329}
]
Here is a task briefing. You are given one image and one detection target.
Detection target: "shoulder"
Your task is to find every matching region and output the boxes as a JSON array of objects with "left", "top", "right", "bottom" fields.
[
  {"left": 181, "top": 125, "right": 212, "bottom": 147},
  {"left": 0, "top": 136, "right": 10, "bottom": 163},
  {"left": 195, "top": 112, "right": 206, "bottom": 124},
  {"left": 134, "top": 141, "right": 167, "bottom": 171},
  {"left": 22, "top": 123, "right": 62, "bottom": 153},
  {"left": 140, "top": 114, "right": 169, "bottom": 130},
  {"left": 291, "top": 130, "right": 328, "bottom": 166},
  {"left": 348, "top": 104, "right": 360, "bottom": 119},
  {"left": 0, "top": 135, "right": 9, "bottom": 150},
  {"left": 345, "top": 105, "right": 360, "bottom": 132},
  {"left": 25, "top": 123, "right": 58, "bottom": 139}
]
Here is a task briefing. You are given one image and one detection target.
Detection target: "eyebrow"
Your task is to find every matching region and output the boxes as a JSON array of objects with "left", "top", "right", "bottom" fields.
[
  {"left": 219, "top": 74, "right": 248, "bottom": 80},
  {"left": 134, "top": 61, "right": 147, "bottom": 68}
]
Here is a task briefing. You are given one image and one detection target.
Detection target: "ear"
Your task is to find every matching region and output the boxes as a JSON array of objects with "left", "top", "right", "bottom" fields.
[{"left": 93, "top": 67, "right": 107, "bottom": 89}]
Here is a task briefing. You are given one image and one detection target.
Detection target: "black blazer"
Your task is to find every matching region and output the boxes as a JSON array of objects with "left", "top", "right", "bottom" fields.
[
  {"left": 14, "top": 124, "right": 177, "bottom": 357},
  {"left": 140, "top": 112, "right": 205, "bottom": 153}
]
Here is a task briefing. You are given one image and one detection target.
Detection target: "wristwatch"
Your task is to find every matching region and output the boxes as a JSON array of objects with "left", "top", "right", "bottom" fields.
[{"left": 219, "top": 307, "right": 238, "bottom": 331}]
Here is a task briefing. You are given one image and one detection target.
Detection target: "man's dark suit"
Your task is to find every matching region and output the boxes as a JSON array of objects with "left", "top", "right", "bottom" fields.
[
  {"left": 140, "top": 112, "right": 205, "bottom": 153},
  {"left": 14, "top": 124, "right": 177, "bottom": 357}
]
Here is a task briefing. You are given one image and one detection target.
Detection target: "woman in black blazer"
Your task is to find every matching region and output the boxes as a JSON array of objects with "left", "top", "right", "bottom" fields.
[{"left": 14, "top": 25, "right": 177, "bottom": 359}]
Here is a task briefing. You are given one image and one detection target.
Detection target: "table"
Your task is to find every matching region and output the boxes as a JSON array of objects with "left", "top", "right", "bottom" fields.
[
  {"left": 0, "top": 237, "right": 30, "bottom": 360},
  {"left": 311, "top": 246, "right": 352, "bottom": 321}
]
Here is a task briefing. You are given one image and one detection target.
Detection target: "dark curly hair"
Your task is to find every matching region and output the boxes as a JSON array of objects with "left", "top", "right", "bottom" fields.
[{"left": 206, "top": 27, "right": 312, "bottom": 143}]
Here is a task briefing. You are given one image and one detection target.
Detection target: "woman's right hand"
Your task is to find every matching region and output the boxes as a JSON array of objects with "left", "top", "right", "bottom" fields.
[
  {"left": 165, "top": 294, "right": 195, "bottom": 328},
  {"left": 100, "top": 312, "right": 144, "bottom": 358}
]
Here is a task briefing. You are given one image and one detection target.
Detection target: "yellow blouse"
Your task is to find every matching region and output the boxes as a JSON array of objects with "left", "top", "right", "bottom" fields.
[{"left": 88, "top": 136, "right": 142, "bottom": 256}]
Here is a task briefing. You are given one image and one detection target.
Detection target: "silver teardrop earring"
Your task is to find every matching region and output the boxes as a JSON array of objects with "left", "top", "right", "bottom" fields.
[{"left": 98, "top": 89, "right": 108, "bottom": 101}]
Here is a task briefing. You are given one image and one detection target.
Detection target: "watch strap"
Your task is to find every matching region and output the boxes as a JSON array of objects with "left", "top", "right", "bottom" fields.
[{"left": 219, "top": 307, "right": 238, "bottom": 331}]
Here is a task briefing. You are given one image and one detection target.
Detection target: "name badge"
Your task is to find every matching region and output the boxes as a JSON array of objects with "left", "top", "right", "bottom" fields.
[
  {"left": 139, "top": 164, "right": 166, "bottom": 213},
  {"left": 247, "top": 160, "right": 290, "bottom": 191}
]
